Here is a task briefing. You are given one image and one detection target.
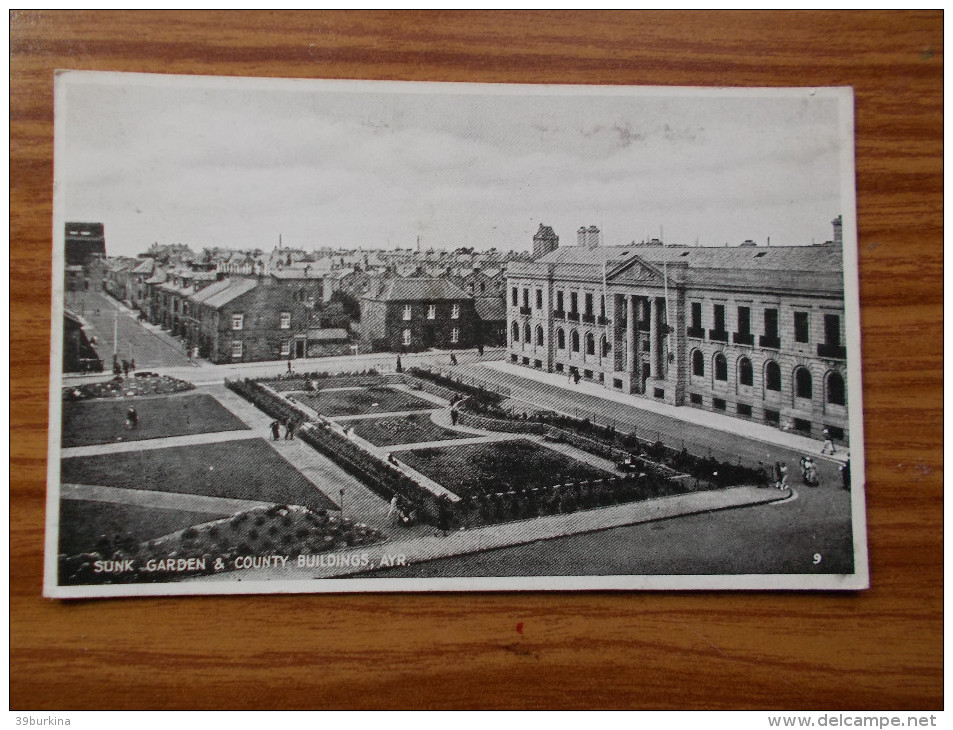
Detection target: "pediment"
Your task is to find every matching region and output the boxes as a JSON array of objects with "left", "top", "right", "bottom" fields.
[{"left": 606, "top": 256, "right": 664, "bottom": 285}]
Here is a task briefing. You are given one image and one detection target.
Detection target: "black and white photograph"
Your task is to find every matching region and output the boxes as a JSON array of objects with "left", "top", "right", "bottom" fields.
[{"left": 46, "top": 71, "right": 867, "bottom": 597}]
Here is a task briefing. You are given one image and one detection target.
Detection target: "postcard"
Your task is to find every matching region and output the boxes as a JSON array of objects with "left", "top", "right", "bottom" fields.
[{"left": 46, "top": 72, "right": 867, "bottom": 596}]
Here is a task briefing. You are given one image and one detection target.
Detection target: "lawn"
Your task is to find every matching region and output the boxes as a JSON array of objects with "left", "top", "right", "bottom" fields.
[
  {"left": 61, "top": 393, "right": 249, "bottom": 448},
  {"left": 57, "top": 499, "right": 219, "bottom": 556},
  {"left": 60, "top": 438, "right": 338, "bottom": 511},
  {"left": 398, "top": 439, "right": 613, "bottom": 500},
  {"left": 293, "top": 386, "right": 436, "bottom": 417},
  {"left": 347, "top": 412, "right": 467, "bottom": 447}
]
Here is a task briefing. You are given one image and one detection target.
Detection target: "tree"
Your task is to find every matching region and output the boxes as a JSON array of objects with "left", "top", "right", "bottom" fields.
[{"left": 329, "top": 290, "right": 361, "bottom": 321}]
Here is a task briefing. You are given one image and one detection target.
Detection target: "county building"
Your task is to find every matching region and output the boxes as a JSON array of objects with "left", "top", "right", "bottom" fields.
[{"left": 506, "top": 220, "right": 850, "bottom": 444}]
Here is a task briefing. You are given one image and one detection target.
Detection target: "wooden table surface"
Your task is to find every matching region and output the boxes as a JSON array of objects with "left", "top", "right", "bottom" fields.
[{"left": 10, "top": 10, "right": 943, "bottom": 710}]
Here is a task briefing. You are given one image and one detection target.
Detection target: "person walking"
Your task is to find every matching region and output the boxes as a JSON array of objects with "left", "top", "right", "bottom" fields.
[
  {"left": 450, "top": 353, "right": 458, "bottom": 366},
  {"left": 395, "top": 355, "right": 402, "bottom": 373},
  {"left": 841, "top": 455, "right": 851, "bottom": 490},
  {"left": 778, "top": 461, "right": 789, "bottom": 490},
  {"left": 477, "top": 343, "right": 484, "bottom": 356},
  {"left": 450, "top": 408, "right": 458, "bottom": 426},
  {"left": 270, "top": 420, "right": 280, "bottom": 441},
  {"left": 287, "top": 359, "right": 293, "bottom": 375},
  {"left": 821, "top": 427, "right": 836, "bottom": 455},
  {"left": 126, "top": 405, "right": 138, "bottom": 429},
  {"left": 285, "top": 418, "right": 295, "bottom": 440},
  {"left": 122, "top": 359, "right": 130, "bottom": 377}
]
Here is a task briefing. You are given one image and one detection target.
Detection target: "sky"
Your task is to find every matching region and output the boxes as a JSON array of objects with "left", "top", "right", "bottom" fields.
[{"left": 55, "top": 73, "right": 851, "bottom": 258}]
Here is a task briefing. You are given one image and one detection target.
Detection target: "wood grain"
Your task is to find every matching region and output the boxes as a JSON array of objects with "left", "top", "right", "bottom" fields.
[{"left": 11, "top": 10, "right": 942, "bottom": 710}]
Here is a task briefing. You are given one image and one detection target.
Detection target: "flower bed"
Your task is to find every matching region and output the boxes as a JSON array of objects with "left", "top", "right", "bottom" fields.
[
  {"left": 58, "top": 504, "right": 385, "bottom": 586},
  {"left": 63, "top": 374, "right": 195, "bottom": 401}
]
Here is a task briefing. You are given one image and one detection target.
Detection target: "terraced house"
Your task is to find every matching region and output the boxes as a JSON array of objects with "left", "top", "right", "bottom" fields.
[{"left": 507, "top": 219, "right": 851, "bottom": 443}]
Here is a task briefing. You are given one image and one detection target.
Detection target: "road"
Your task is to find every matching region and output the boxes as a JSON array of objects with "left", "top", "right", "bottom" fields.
[{"left": 66, "top": 291, "right": 194, "bottom": 369}]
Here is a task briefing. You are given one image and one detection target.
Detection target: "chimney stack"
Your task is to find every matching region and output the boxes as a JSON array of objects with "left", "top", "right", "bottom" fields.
[
  {"left": 586, "top": 225, "right": 601, "bottom": 248},
  {"left": 577, "top": 227, "right": 587, "bottom": 247},
  {"left": 832, "top": 215, "right": 843, "bottom": 246},
  {"left": 532, "top": 224, "right": 560, "bottom": 259}
]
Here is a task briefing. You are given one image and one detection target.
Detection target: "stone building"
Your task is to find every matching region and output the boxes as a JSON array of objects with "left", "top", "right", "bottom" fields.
[
  {"left": 360, "top": 278, "right": 477, "bottom": 352},
  {"left": 506, "top": 222, "right": 851, "bottom": 443}
]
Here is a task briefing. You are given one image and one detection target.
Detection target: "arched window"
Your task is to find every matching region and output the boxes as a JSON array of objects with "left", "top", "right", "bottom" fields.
[
  {"left": 601, "top": 335, "right": 610, "bottom": 358},
  {"left": 827, "top": 371, "right": 846, "bottom": 406},
  {"left": 739, "top": 357, "right": 753, "bottom": 386},
  {"left": 557, "top": 328, "right": 566, "bottom": 349},
  {"left": 692, "top": 349, "right": 704, "bottom": 376},
  {"left": 535, "top": 325, "right": 544, "bottom": 347},
  {"left": 795, "top": 367, "right": 813, "bottom": 399},
  {"left": 523, "top": 323, "right": 531, "bottom": 342},
  {"left": 511, "top": 321, "right": 520, "bottom": 343},
  {"left": 585, "top": 332, "right": 595, "bottom": 355},
  {"left": 714, "top": 353, "right": 728, "bottom": 381},
  {"left": 765, "top": 360, "right": 781, "bottom": 392},
  {"left": 571, "top": 330, "right": 580, "bottom": 352}
]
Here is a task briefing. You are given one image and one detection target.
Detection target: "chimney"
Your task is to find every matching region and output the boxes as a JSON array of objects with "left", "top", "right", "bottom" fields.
[
  {"left": 587, "top": 225, "right": 601, "bottom": 248},
  {"left": 532, "top": 224, "right": 559, "bottom": 259},
  {"left": 832, "top": 215, "right": 843, "bottom": 246},
  {"left": 577, "top": 227, "right": 587, "bottom": 247}
]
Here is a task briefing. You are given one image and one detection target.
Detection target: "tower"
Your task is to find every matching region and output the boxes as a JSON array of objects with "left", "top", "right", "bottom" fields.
[{"left": 532, "top": 224, "right": 559, "bottom": 259}]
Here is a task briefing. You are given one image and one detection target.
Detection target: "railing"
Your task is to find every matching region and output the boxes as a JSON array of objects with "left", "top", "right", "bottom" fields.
[
  {"left": 817, "top": 342, "right": 847, "bottom": 359},
  {"left": 759, "top": 334, "right": 781, "bottom": 349},
  {"left": 686, "top": 326, "right": 705, "bottom": 339},
  {"left": 708, "top": 329, "right": 729, "bottom": 342},
  {"left": 732, "top": 332, "right": 754, "bottom": 346}
]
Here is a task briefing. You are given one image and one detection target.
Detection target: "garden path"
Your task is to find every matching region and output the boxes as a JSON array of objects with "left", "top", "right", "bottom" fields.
[
  {"left": 61, "top": 429, "right": 259, "bottom": 459},
  {"left": 60, "top": 483, "right": 280, "bottom": 515}
]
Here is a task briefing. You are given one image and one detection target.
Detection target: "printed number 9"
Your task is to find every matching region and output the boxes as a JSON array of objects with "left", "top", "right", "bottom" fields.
[{"left": 812, "top": 553, "right": 822, "bottom": 565}]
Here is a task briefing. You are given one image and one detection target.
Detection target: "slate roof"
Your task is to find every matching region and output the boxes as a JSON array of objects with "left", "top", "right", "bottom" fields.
[
  {"left": 364, "top": 278, "right": 472, "bottom": 302},
  {"left": 529, "top": 243, "right": 845, "bottom": 295},
  {"left": 131, "top": 258, "right": 155, "bottom": 275},
  {"left": 187, "top": 278, "right": 234, "bottom": 305},
  {"left": 201, "top": 278, "right": 258, "bottom": 308}
]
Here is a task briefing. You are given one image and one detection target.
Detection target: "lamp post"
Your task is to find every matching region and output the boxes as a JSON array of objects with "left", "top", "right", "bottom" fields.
[{"left": 339, "top": 488, "right": 346, "bottom": 521}]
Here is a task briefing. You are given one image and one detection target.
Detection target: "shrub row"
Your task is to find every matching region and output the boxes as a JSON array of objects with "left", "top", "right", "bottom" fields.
[
  {"left": 406, "top": 367, "right": 503, "bottom": 407},
  {"left": 225, "top": 378, "right": 440, "bottom": 526}
]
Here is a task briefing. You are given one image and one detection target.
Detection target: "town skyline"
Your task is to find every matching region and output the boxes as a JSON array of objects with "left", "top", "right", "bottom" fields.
[{"left": 57, "top": 72, "right": 849, "bottom": 259}]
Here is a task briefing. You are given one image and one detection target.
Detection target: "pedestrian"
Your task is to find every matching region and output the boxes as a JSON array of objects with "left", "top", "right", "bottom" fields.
[
  {"left": 477, "top": 343, "right": 484, "bottom": 356},
  {"left": 130, "top": 358, "right": 135, "bottom": 372},
  {"left": 841, "top": 455, "right": 851, "bottom": 490},
  {"left": 387, "top": 495, "right": 399, "bottom": 524},
  {"left": 778, "top": 461, "right": 789, "bottom": 490},
  {"left": 450, "top": 353, "right": 458, "bottom": 366},
  {"left": 573, "top": 371, "right": 580, "bottom": 385},
  {"left": 450, "top": 409, "right": 458, "bottom": 426},
  {"left": 126, "top": 405, "right": 138, "bottom": 429},
  {"left": 285, "top": 418, "right": 295, "bottom": 440},
  {"left": 287, "top": 359, "right": 293, "bottom": 375},
  {"left": 772, "top": 460, "right": 782, "bottom": 489},
  {"left": 395, "top": 355, "right": 402, "bottom": 373},
  {"left": 270, "top": 420, "right": 280, "bottom": 441},
  {"left": 122, "top": 359, "right": 130, "bottom": 377},
  {"left": 821, "top": 427, "right": 836, "bottom": 455}
]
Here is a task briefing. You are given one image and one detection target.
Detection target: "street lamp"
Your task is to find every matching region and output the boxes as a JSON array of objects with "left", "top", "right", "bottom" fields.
[{"left": 339, "top": 488, "right": 346, "bottom": 521}]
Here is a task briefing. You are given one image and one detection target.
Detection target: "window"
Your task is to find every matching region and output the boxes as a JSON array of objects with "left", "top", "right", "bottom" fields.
[
  {"left": 739, "top": 357, "right": 753, "bottom": 386},
  {"left": 585, "top": 332, "right": 595, "bottom": 355},
  {"left": 714, "top": 353, "right": 727, "bottom": 381},
  {"left": 764, "top": 408, "right": 780, "bottom": 425},
  {"left": 737, "top": 403, "right": 752, "bottom": 417},
  {"left": 712, "top": 398, "right": 726, "bottom": 411},
  {"left": 690, "top": 393, "right": 703, "bottom": 405},
  {"left": 737, "top": 306, "right": 751, "bottom": 335},
  {"left": 535, "top": 289, "right": 543, "bottom": 309},
  {"left": 584, "top": 293, "right": 593, "bottom": 315},
  {"left": 556, "top": 291, "right": 564, "bottom": 312},
  {"left": 571, "top": 330, "right": 580, "bottom": 352},
  {"left": 231, "top": 340, "right": 243, "bottom": 358},
  {"left": 824, "top": 314, "right": 841, "bottom": 346},
  {"left": 795, "top": 367, "right": 813, "bottom": 399},
  {"left": 713, "top": 304, "right": 726, "bottom": 332},
  {"left": 764, "top": 308, "right": 779, "bottom": 338},
  {"left": 827, "top": 371, "right": 846, "bottom": 406},
  {"left": 231, "top": 313, "right": 244, "bottom": 330},
  {"left": 511, "top": 321, "right": 520, "bottom": 342},
  {"left": 511, "top": 287, "right": 518, "bottom": 306},
  {"left": 765, "top": 360, "right": 781, "bottom": 392},
  {"left": 522, "top": 289, "right": 529, "bottom": 308},
  {"left": 451, "top": 304, "right": 460, "bottom": 319},
  {"left": 451, "top": 328, "right": 459, "bottom": 344},
  {"left": 402, "top": 329, "right": 411, "bottom": 346},
  {"left": 794, "top": 311, "right": 810, "bottom": 343},
  {"left": 280, "top": 341, "right": 291, "bottom": 357},
  {"left": 601, "top": 336, "right": 610, "bottom": 357},
  {"left": 570, "top": 292, "right": 578, "bottom": 314},
  {"left": 402, "top": 304, "right": 412, "bottom": 321},
  {"left": 691, "top": 302, "right": 702, "bottom": 329},
  {"left": 692, "top": 349, "right": 704, "bottom": 376},
  {"left": 600, "top": 295, "right": 606, "bottom": 317},
  {"left": 535, "top": 326, "right": 544, "bottom": 346},
  {"left": 524, "top": 323, "right": 531, "bottom": 342},
  {"left": 427, "top": 304, "right": 436, "bottom": 320},
  {"left": 279, "top": 311, "right": 291, "bottom": 329},
  {"left": 557, "top": 328, "right": 565, "bottom": 349}
]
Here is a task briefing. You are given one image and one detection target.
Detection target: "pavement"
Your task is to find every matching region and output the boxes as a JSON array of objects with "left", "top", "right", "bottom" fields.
[{"left": 197, "top": 484, "right": 792, "bottom": 582}]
